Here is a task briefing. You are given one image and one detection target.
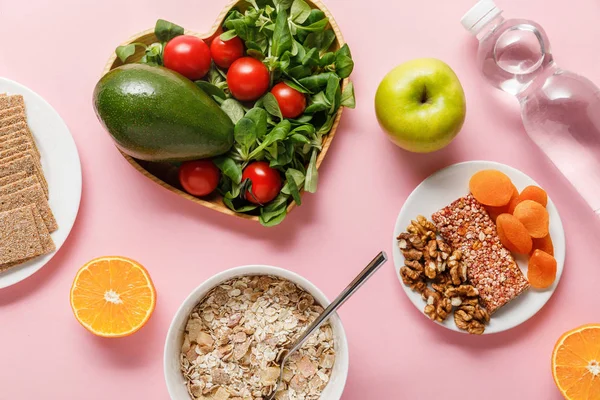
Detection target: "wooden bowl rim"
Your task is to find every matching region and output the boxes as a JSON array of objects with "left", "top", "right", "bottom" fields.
[{"left": 101, "top": 0, "right": 348, "bottom": 223}]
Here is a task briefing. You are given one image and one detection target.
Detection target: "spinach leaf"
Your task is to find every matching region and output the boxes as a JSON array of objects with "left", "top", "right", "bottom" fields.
[
  {"left": 259, "top": 193, "right": 289, "bottom": 224},
  {"left": 246, "top": 0, "right": 260, "bottom": 10},
  {"left": 273, "top": 0, "right": 294, "bottom": 11},
  {"left": 260, "top": 207, "right": 287, "bottom": 226},
  {"left": 213, "top": 156, "right": 243, "bottom": 184},
  {"left": 302, "top": 47, "right": 319, "bottom": 67},
  {"left": 155, "top": 19, "right": 184, "bottom": 42},
  {"left": 340, "top": 81, "right": 356, "bottom": 108},
  {"left": 116, "top": 43, "right": 145, "bottom": 63},
  {"left": 317, "top": 114, "right": 335, "bottom": 134},
  {"left": 304, "top": 149, "right": 318, "bottom": 193},
  {"left": 286, "top": 65, "right": 312, "bottom": 79},
  {"left": 261, "top": 93, "right": 283, "bottom": 119},
  {"left": 234, "top": 117, "right": 258, "bottom": 158},
  {"left": 325, "top": 74, "right": 340, "bottom": 103},
  {"left": 289, "top": 133, "right": 310, "bottom": 144},
  {"left": 304, "top": 91, "right": 330, "bottom": 114},
  {"left": 221, "top": 99, "right": 245, "bottom": 124},
  {"left": 141, "top": 42, "right": 163, "bottom": 65},
  {"left": 229, "top": 19, "right": 249, "bottom": 40},
  {"left": 290, "top": 0, "right": 311, "bottom": 24},
  {"left": 305, "top": 9, "right": 325, "bottom": 24},
  {"left": 220, "top": 30, "right": 238, "bottom": 41},
  {"left": 270, "top": 142, "right": 295, "bottom": 167},
  {"left": 245, "top": 108, "right": 268, "bottom": 138},
  {"left": 223, "top": 193, "right": 257, "bottom": 212},
  {"left": 283, "top": 79, "right": 311, "bottom": 94},
  {"left": 194, "top": 81, "right": 227, "bottom": 100},
  {"left": 249, "top": 120, "right": 291, "bottom": 159},
  {"left": 283, "top": 169, "right": 304, "bottom": 205},
  {"left": 298, "top": 72, "right": 337, "bottom": 91},
  {"left": 296, "top": 18, "right": 328, "bottom": 32},
  {"left": 335, "top": 44, "right": 354, "bottom": 78},
  {"left": 319, "top": 52, "right": 335, "bottom": 67},
  {"left": 271, "top": 10, "right": 292, "bottom": 57},
  {"left": 320, "top": 30, "right": 336, "bottom": 52}
]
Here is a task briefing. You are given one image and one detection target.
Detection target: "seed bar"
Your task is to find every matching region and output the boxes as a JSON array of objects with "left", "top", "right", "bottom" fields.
[{"left": 432, "top": 194, "right": 530, "bottom": 314}]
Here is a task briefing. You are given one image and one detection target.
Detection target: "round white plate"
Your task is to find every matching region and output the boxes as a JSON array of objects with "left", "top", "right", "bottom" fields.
[
  {"left": 0, "top": 78, "right": 82, "bottom": 288},
  {"left": 392, "top": 160, "right": 565, "bottom": 334}
]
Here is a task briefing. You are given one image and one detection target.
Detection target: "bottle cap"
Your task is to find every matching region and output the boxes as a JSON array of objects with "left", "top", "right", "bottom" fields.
[{"left": 461, "top": 0, "right": 502, "bottom": 34}]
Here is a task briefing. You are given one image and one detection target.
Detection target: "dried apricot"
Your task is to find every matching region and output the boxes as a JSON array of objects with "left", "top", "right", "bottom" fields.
[
  {"left": 519, "top": 185, "right": 548, "bottom": 207},
  {"left": 528, "top": 249, "right": 557, "bottom": 289},
  {"left": 486, "top": 184, "right": 519, "bottom": 221},
  {"left": 513, "top": 200, "right": 549, "bottom": 238},
  {"left": 507, "top": 192, "right": 521, "bottom": 214},
  {"left": 496, "top": 213, "right": 533, "bottom": 254},
  {"left": 469, "top": 170, "right": 514, "bottom": 207},
  {"left": 531, "top": 235, "right": 554, "bottom": 256}
]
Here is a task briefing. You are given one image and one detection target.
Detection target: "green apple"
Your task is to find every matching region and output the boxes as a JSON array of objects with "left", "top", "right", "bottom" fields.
[{"left": 375, "top": 58, "right": 466, "bottom": 153}]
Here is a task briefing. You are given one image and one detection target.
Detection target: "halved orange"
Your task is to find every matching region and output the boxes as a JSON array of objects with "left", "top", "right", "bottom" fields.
[
  {"left": 552, "top": 324, "right": 600, "bottom": 399},
  {"left": 70, "top": 256, "right": 156, "bottom": 338}
]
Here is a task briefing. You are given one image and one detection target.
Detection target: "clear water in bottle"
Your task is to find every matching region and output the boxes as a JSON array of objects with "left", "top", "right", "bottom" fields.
[{"left": 462, "top": 0, "right": 600, "bottom": 215}]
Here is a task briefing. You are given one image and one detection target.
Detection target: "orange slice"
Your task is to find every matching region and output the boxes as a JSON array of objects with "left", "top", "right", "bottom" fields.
[
  {"left": 70, "top": 256, "right": 156, "bottom": 337},
  {"left": 552, "top": 324, "right": 600, "bottom": 399}
]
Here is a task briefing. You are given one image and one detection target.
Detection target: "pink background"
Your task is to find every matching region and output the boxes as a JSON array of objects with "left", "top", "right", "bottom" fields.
[{"left": 2, "top": 0, "right": 600, "bottom": 398}]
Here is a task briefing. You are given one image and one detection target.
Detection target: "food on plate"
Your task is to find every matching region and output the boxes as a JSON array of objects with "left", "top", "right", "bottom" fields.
[
  {"left": 163, "top": 35, "right": 212, "bottom": 80},
  {"left": 398, "top": 215, "right": 489, "bottom": 334},
  {"left": 271, "top": 82, "right": 307, "bottom": 119},
  {"left": 513, "top": 200, "right": 549, "bottom": 238},
  {"left": 531, "top": 235, "right": 554, "bottom": 256},
  {"left": 109, "top": 4, "right": 355, "bottom": 226},
  {"left": 471, "top": 169, "right": 557, "bottom": 287},
  {"left": 93, "top": 63, "right": 234, "bottom": 162},
  {"left": 552, "top": 324, "right": 600, "bottom": 400},
  {"left": 518, "top": 185, "right": 548, "bottom": 207},
  {"left": 468, "top": 169, "right": 514, "bottom": 207},
  {"left": 527, "top": 250, "right": 557, "bottom": 289},
  {"left": 227, "top": 57, "right": 270, "bottom": 101},
  {"left": 70, "top": 256, "right": 156, "bottom": 337},
  {"left": 375, "top": 58, "right": 466, "bottom": 153},
  {"left": 179, "top": 160, "right": 221, "bottom": 197},
  {"left": 0, "top": 93, "right": 56, "bottom": 272},
  {"left": 242, "top": 161, "right": 282, "bottom": 204},
  {"left": 432, "top": 195, "right": 530, "bottom": 314},
  {"left": 180, "top": 275, "right": 335, "bottom": 399},
  {"left": 210, "top": 35, "right": 244, "bottom": 68},
  {"left": 496, "top": 213, "right": 533, "bottom": 254}
]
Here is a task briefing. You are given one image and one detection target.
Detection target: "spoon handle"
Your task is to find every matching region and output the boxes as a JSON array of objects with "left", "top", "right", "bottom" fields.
[{"left": 286, "top": 251, "right": 388, "bottom": 356}]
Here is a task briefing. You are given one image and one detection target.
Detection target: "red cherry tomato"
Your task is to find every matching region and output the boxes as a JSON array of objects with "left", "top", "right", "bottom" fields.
[
  {"left": 179, "top": 160, "right": 220, "bottom": 196},
  {"left": 242, "top": 161, "right": 282, "bottom": 204},
  {"left": 163, "top": 35, "right": 211, "bottom": 80},
  {"left": 227, "top": 57, "right": 270, "bottom": 101},
  {"left": 271, "top": 82, "right": 307, "bottom": 119},
  {"left": 210, "top": 36, "right": 244, "bottom": 69}
]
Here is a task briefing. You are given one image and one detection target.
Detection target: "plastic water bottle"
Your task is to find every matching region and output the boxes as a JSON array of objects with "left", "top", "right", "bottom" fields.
[{"left": 462, "top": 0, "right": 600, "bottom": 216}]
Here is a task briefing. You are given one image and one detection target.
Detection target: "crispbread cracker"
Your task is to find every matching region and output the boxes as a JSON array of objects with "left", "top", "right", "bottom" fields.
[
  {"left": 0, "top": 183, "right": 57, "bottom": 232},
  {"left": 0, "top": 106, "right": 24, "bottom": 120},
  {"left": 0, "top": 175, "right": 38, "bottom": 197},
  {"left": 0, "top": 121, "right": 28, "bottom": 136},
  {"left": 0, "top": 96, "right": 8, "bottom": 110},
  {"left": 0, "top": 151, "right": 47, "bottom": 193},
  {"left": 0, "top": 206, "right": 43, "bottom": 265},
  {"left": 0, "top": 143, "right": 32, "bottom": 160},
  {"left": 0, "top": 129, "right": 40, "bottom": 158},
  {"left": 0, "top": 114, "right": 27, "bottom": 129},
  {"left": 0, "top": 155, "right": 48, "bottom": 197},
  {"left": 0, "top": 171, "right": 28, "bottom": 187},
  {"left": 8, "top": 95, "right": 24, "bottom": 108}
]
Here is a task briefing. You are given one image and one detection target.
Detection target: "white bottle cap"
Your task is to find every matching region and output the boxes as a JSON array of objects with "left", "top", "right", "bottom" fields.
[{"left": 461, "top": 0, "right": 502, "bottom": 34}]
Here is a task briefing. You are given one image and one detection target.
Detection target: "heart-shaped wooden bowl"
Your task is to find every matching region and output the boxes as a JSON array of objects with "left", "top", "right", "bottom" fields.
[{"left": 102, "top": 0, "right": 347, "bottom": 222}]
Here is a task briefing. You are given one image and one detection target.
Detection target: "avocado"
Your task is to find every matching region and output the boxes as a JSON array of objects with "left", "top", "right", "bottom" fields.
[{"left": 93, "top": 64, "right": 234, "bottom": 162}]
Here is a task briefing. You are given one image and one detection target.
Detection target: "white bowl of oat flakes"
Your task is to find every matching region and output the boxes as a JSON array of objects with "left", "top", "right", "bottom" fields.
[{"left": 164, "top": 265, "right": 349, "bottom": 400}]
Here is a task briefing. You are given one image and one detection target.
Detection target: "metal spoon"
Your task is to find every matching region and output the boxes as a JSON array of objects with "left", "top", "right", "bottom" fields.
[{"left": 266, "top": 251, "right": 388, "bottom": 400}]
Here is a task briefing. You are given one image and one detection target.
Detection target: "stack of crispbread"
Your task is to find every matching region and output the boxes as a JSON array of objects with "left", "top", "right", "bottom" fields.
[{"left": 0, "top": 93, "right": 56, "bottom": 272}]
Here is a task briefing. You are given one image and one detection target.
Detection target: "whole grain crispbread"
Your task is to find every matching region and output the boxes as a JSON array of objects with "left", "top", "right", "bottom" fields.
[
  {"left": 0, "top": 175, "right": 39, "bottom": 197},
  {"left": 0, "top": 143, "right": 33, "bottom": 160},
  {"left": 0, "top": 154, "right": 48, "bottom": 197},
  {"left": 0, "top": 106, "right": 24, "bottom": 120},
  {"left": 0, "top": 206, "right": 43, "bottom": 265},
  {"left": 0, "top": 183, "right": 56, "bottom": 232},
  {"left": 0, "top": 129, "right": 40, "bottom": 158},
  {"left": 0, "top": 114, "right": 27, "bottom": 129},
  {"left": 0, "top": 171, "right": 28, "bottom": 187}
]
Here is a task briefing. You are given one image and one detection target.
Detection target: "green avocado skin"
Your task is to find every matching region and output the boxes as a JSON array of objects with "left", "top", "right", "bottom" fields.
[{"left": 93, "top": 64, "right": 234, "bottom": 162}]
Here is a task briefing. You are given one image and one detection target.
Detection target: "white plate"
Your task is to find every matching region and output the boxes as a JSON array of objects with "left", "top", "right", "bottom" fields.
[
  {"left": 0, "top": 78, "right": 82, "bottom": 288},
  {"left": 392, "top": 161, "right": 565, "bottom": 334}
]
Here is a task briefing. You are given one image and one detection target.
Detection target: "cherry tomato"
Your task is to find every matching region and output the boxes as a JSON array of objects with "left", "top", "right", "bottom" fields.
[
  {"left": 227, "top": 57, "right": 270, "bottom": 101},
  {"left": 242, "top": 162, "right": 282, "bottom": 204},
  {"left": 179, "top": 160, "right": 220, "bottom": 196},
  {"left": 210, "top": 36, "right": 244, "bottom": 69},
  {"left": 271, "top": 82, "right": 307, "bottom": 119},
  {"left": 163, "top": 35, "right": 211, "bottom": 80}
]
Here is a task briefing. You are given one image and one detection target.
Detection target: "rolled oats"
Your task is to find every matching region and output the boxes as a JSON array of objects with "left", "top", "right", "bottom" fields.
[{"left": 180, "top": 276, "right": 335, "bottom": 400}]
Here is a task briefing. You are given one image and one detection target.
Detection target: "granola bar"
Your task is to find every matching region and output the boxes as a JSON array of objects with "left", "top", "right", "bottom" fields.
[{"left": 432, "top": 194, "right": 529, "bottom": 314}]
